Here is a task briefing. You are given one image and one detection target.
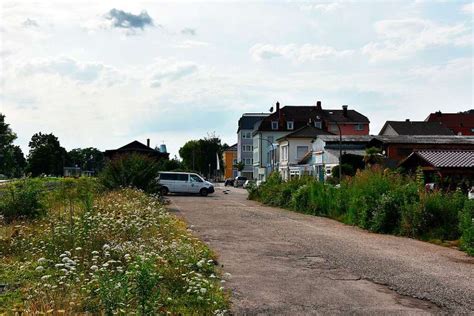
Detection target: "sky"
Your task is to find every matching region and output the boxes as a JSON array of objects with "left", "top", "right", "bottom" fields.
[{"left": 1, "top": 0, "right": 473, "bottom": 158}]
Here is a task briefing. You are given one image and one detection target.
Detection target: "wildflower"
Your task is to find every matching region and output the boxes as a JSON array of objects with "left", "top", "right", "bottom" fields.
[
  {"left": 75, "top": 247, "right": 82, "bottom": 251},
  {"left": 200, "top": 288, "right": 207, "bottom": 294},
  {"left": 35, "top": 266, "right": 44, "bottom": 272},
  {"left": 102, "top": 244, "right": 110, "bottom": 251},
  {"left": 90, "top": 265, "right": 98, "bottom": 271},
  {"left": 55, "top": 264, "right": 64, "bottom": 268},
  {"left": 37, "top": 257, "right": 47, "bottom": 264},
  {"left": 41, "top": 275, "right": 51, "bottom": 281}
]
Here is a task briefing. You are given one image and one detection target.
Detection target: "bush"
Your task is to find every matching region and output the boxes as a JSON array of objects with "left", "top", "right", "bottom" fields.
[
  {"left": 0, "top": 180, "right": 46, "bottom": 222},
  {"left": 249, "top": 169, "right": 472, "bottom": 255},
  {"left": 99, "top": 154, "right": 160, "bottom": 193},
  {"left": 459, "top": 199, "right": 474, "bottom": 255}
]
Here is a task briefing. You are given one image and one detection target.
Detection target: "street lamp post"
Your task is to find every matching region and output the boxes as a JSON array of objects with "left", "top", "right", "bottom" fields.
[
  {"left": 259, "top": 137, "right": 276, "bottom": 173},
  {"left": 329, "top": 122, "right": 343, "bottom": 182}
]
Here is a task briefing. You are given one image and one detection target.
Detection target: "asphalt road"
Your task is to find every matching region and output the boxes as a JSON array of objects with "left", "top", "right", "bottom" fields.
[{"left": 167, "top": 185, "right": 474, "bottom": 315}]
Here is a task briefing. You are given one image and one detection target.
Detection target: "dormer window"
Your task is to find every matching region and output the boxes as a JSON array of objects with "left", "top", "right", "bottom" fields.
[
  {"left": 287, "top": 121, "right": 294, "bottom": 130},
  {"left": 314, "top": 121, "right": 322, "bottom": 129},
  {"left": 271, "top": 121, "right": 278, "bottom": 130}
]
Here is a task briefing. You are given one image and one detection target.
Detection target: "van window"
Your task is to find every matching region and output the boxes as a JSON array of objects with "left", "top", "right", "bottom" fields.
[
  {"left": 160, "top": 173, "right": 176, "bottom": 180},
  {"left": 176, "top": 174, "right": 189, "bottom": 181},
  {"left": 190, "top": 174, "right": 203, "bottom": 182}
]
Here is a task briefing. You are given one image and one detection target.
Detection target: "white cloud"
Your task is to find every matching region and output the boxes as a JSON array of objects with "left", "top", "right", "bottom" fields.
[
  {"left": 250, "top": 43, "right": 353, "bottom": 62},
  {"left": 363, "top": 18, "right": 470, "bottom": 62},
  {"left": 299, "top": 1, "right": 344, "bottom": 12},
  {"left": 19, "top": 56, "right": 122, "bottom": 85},
  {"left": 148, "top": 59, "right": 199, "bottom": 88},
  {"left": 461, "top": 2, "right": 473, "bottom": 14},
  {"left": 174, "top": 40, "right": 209, "bottom": 49}
]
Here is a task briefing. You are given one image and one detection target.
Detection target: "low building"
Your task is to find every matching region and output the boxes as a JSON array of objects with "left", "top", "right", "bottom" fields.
[
  {"left": 379, "top": 120, "right": 454, "bottom": 136},
  {"left": 399, "top": 150, "right": 474, "bottom": 189},
  {"left": 277, "top": 125, "right": 333, "bottom": 180},
  {"left": 223, "top": 144, "right": 238, "bottom": 179},
  {"left": 299, "top": 135, "right": 373, "bottom": 180},
  {"left": 425, "top": 110, "right": 474, "bottom": 135},
  {"left": 369, "top": 135, "right": 474, "bottom": 167},
  {"left": 104, "top": 139, "right": 170, "bottom": 161}
]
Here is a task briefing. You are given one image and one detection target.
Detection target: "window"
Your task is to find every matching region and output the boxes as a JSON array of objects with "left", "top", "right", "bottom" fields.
[
  {"left": 233, "top": 159, "right": 237, "bottom": 165},
  {"left": 354, "top": 124, "right": 364, "bottom": 131},
  {"left": 243, "top": 145, "right": 253, "bottom": 152},
  {"left": 242, "top": 131, "right": 252, "bottom": 139},
  {"left": 176, "top": 174, "right": 189, "bottom": 181},
  {"left": 190, "top": 174, "right": 203, "bottom": 182},
  {"left": 329, "top": 124, "right": 339, "bottom": 132},
  {"left": 314, "top": 121, "right": 322, "bottom": 129},
  {"left": 245, "top": 158, "right": 253, "bottom": 165},
  {"left": 281, "top": 145, "right": 288, "bottom": 161},
  {"left": 271, "top": 121, "right": 278, "bottom": 130},
  {"left": 287, "top": 121, "right": 294, "bottom": 130},
  {"left": 296, "top": 146, "right": 309, "bottom": 160}
]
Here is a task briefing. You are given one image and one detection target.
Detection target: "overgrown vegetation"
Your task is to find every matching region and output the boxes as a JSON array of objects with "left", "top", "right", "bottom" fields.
[
  {"left": 99, "top": 153, "right": 160, "bottom": 193},
  {"left": 0, "top": 178, "right": 228, "bottom": 314},
  {"left": 248, "top": 170, "right": 473, "bottom": 255}
]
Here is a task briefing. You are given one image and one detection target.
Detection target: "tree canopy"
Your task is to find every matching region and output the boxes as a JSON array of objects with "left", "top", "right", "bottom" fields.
[
  {"left": 0, "top": 113, "right": 26, "bottom": 178},
  {"left": 67, "top": 147, "right": 105, "bottom": 173},
  {"left": 179, "top": 134, "right": 225, "bottom": 177},
  {"left": 27, "top": 132, "right": 67, "bottom": 176}
]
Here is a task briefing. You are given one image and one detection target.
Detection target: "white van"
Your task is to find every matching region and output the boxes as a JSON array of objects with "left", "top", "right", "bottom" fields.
[{"left": 157, "top": 172, "right": 215, "bottom": 196}]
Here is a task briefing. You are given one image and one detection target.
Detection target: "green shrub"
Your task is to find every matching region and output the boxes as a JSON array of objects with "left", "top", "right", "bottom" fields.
[
  {"left": 459, "top": 199, "right": 474, "bottom": 255},
  {"left": 0, "top": 180, "right": 46, "bottom": 222},
  {"left": 99, "top": 154, "right": 160, "bottom": 193}
]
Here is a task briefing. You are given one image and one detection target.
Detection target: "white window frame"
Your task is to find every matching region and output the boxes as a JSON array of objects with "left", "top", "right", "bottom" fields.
[
  {"left": 287, "top": 121, "right": 294, "bottom": 130},
  {"left": 271, "top": 121, "right": 278, "bottom": 130},
  {"left": 314, "top": 121, "right": 322, "bottom": 129},
  {"left": 296, "top": 146, "right": 309, "bottom": 160},
  {"left": 354, "top": 124, "right": 364, "bottom": 131}
]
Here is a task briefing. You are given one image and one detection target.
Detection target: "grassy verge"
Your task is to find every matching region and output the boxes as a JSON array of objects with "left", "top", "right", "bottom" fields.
[
  {"left": 248, "top": 169, "right": 473, "bottom": 256},
  {"left": 0, "top": 179, "right": 228, "bottom": 314}
]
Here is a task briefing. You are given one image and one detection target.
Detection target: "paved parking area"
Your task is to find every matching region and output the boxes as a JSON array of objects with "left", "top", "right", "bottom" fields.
[{"left": 167, "top": 185, "right": 474, "bottom": 315}]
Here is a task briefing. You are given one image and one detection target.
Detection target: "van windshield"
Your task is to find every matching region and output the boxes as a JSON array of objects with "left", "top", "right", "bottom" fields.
[{"left": 190, "top": 174, "right": 203, "bottom": 182}]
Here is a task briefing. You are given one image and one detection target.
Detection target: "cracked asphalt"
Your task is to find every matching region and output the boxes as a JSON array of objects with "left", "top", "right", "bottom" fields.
[{"left": 167, "top": 185, "right": 474, "bottom": 315}]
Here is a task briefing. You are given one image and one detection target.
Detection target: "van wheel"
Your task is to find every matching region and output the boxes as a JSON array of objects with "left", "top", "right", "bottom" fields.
[
  {"left": 200, "top": 188, "right": 208, "bottom": 197},
  {"left": 160, "top": 186, "right": 169, "bottom": 196}
]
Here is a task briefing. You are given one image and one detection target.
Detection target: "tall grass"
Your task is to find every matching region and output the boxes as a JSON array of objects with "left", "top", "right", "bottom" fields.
[{"left": 249, "top": 169, "right": 473, "bottom": 255}]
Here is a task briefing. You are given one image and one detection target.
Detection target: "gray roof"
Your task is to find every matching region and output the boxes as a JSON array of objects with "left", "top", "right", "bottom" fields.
[
  {"left": 277, "top": 125, "right": 333, "bottom": 141},
  {"left": 372, "top": 135, "right": 474, "bottom": 145},
  {"left": 237, "top": 113, "right": 269, "bottom": 132},
  {"left": 318, "top": 135, "right": 374, "bottom": 143},
  {"left": 404, "top": 150, "right": 474, "bottom": 168},
  {"left": 380, "top": 121, "right": 454, "bottom": 135}
]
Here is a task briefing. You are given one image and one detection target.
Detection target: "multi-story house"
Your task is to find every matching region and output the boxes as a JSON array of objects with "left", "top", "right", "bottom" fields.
[
  {"left": 254, "top": 101, "right": 370, "bottom": 181},
  {"left": 237, "top": 113, "right": 269, "bottom": 179},
  {"left": 223, "top": 144, "right": 238, "bottom": 179},
  {"left": 425, "top": 110, "right": 474, "bottom": 135}
]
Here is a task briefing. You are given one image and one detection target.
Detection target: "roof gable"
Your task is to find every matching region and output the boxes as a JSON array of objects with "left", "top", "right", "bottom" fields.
[
  {"left": 401, "top": 150, "right": 474, "bottom": 168},
  {"left": 118, "top": 140, "right": 153, "bottom": 151},
  {"left": 380, "top": 121, "right": 454, "bottom": 136}
]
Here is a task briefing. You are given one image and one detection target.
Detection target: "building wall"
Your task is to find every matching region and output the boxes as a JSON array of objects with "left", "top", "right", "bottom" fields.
[
  {"left": 237, "top": 129, "right": 255, "bottom": 178},
  {"left": 278, "top": 138, "right": 313, "bottom": 180},
  {"left": 253, "top": 131, "right": 287, "bottom": 180},
  {"left": 223, "top": 150, "right": 237, "bottom": 179},
  {"left": 327, "top": 123, "right": 369, "bottom": 135},
  {"left": 379, "top": 125, "right": 398, "bottom": 136}
]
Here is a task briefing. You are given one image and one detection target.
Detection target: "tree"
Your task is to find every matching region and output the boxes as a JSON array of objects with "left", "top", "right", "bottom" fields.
[
  {"left": 157, "top": 156, "right": 184, "bottom": 171},
  {"left": 27, "top": 132, "right": 67, "bottom": 176},
  {"left": 179, "top": 134, "right": 225, "bottom": 176},
  {"left": 364, "top": 147, "right": 383, "bottom": 168},
  {"left": 0, "top": 113, "right": 26, "bottom": 178},
  {"left": 234, "top": 161, "right": 245, "bottom": 172},
  {"left": 67, "top": 147, "right": 105, "bottom": 173}
]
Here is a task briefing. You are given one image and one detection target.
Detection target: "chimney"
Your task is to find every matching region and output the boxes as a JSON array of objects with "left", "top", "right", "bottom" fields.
[
  {"left": 147, "top": 138, "right": 150, "bottom": 147},
  {"left": 276, "top": 101, "right": 280, "bottom": 112},
  {"left": 405, "top": 119, "right": 410, "bottom": 122},
  {"left": 316, "top": 100, "right": 322, "bottom": 110},
  {"left": 342, "top": 105, "right": 348, "bottom": 117}
]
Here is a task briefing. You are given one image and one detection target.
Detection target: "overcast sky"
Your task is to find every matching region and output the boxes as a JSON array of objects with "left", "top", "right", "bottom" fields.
[{"left": 1, "top": 0, "right": 472, "bottom": 158}]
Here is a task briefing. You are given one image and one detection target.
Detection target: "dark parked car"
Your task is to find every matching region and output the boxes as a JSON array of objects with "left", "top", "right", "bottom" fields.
[
  {"left": 234, "top": 176, "right": 247, "bottom": 187},
  {"left": 224, "top": 178, "right": 235, "bottom": 186}
]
